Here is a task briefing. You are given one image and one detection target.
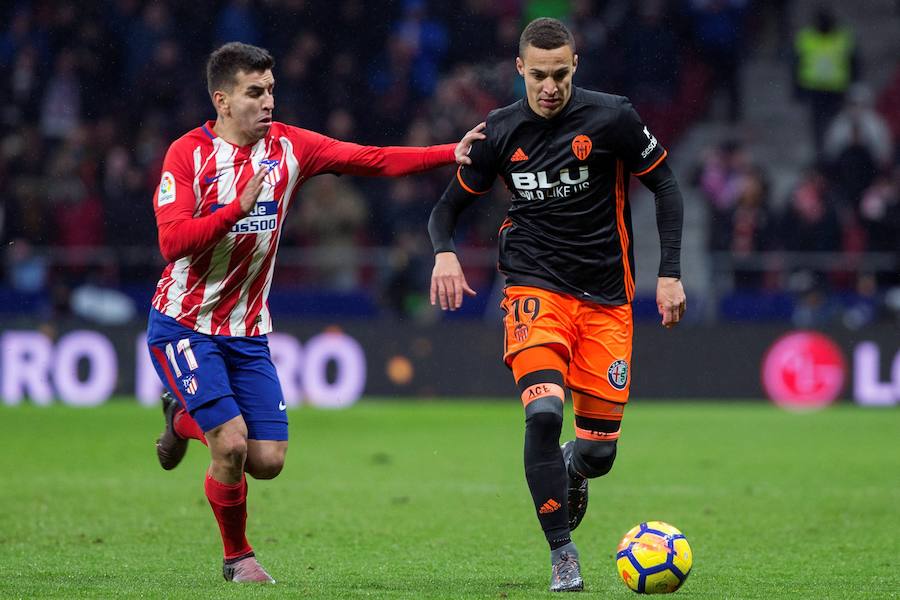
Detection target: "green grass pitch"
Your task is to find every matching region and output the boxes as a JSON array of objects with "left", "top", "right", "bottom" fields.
[{"left": 0, "top": 400, "right": 897, "bottom": 599}]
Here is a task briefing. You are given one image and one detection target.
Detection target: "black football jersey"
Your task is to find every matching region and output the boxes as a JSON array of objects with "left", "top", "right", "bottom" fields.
[{"left": 458, "top": 87, "right": 668, "bottom": 305}]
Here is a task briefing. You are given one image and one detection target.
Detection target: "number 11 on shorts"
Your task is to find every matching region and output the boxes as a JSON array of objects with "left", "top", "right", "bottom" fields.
[{"left": 164, "top": 338, "right": 199, "bottom": 377}]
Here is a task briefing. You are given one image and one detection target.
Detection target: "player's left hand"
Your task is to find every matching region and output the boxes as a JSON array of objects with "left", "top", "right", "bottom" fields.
[
  {"left": 657, "top": 277, "right": 686, "bottom": 328},
  {"left": 455, "top": 122, "right": 487, "bottom": 166}
]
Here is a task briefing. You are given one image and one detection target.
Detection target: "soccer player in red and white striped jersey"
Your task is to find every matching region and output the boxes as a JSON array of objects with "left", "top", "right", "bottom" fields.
[{"left": 146, "top": 42, "right": 484, "bottom": 583}]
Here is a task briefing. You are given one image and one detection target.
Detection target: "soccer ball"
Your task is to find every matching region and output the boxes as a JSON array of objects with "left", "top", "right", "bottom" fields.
[{"left": 616, "top": 521, "right": 692, "bottom": 594}]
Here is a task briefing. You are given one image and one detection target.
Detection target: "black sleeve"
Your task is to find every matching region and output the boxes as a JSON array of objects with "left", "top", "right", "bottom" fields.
[
  {"left": 611, "top": 97, "right": 667, "bottom": 175},
  {"left": 637, "top": 160, "right": 683, "bottom": 278},
  {"left": 428, "top": 174, "right": 486, "bottom": 254},
  {"left": 428, "top": 133, "right": 497, "bottom": 254}
]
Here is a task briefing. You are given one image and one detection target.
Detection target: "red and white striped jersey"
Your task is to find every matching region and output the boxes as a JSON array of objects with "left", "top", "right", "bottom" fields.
[{"left": 151, "top": 120, "right": 454, "bottom": 336}]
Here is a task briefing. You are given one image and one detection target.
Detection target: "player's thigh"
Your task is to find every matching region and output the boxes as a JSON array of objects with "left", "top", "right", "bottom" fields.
[
  {"left": 568, "top": 303, "right": 633, "bottom": 407},
  {"left": 501, "top": 285, "right": 578, "bottom": 367},
  {"left": 147, "top": 311, "right": 237, "bottom": 430},
  {"left": 223, "top": 335, "right": 288, "bottom": 442}
]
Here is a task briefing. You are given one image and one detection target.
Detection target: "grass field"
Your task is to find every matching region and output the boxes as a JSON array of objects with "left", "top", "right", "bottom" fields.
[{"left": 1, "top": 399, "right": 897, "bottom": 599}]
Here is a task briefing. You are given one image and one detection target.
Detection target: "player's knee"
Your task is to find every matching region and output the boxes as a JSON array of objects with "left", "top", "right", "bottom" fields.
[
  {"left": 573, "top": 439, "right": 617, "bottom": 478},
  {"left": 209, "top": 429, "right": 249, "bottom": 472},
  {"left": 220, "top": 436, "right": 249, "bottom": 468},
  {"left": 525, "top": 410, "right": 563, "bottom": 444},
  {"left": 246, "top": 459, "right": 283, "bottom": 480},
  {"left": 245, "top": 444, "right": 287, "bottom": 480}
]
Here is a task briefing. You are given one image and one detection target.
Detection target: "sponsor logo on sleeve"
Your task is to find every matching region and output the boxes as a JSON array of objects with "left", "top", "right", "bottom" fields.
[
  {"left": 158, "top": 171, "right": 176, "bottom": 206},
  {"left": 640, "top": 126, "right": 658, "bottom": 159}
]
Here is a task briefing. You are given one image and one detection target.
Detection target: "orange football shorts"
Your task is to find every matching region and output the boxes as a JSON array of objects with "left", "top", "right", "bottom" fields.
[{"left": 501, "top": 285, "right": 634, "bottom": 408}]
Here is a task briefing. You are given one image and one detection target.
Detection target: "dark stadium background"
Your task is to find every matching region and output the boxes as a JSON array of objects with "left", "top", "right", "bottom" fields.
[{"left": 0, "top": 0, "right": 898, "bottom": 408}]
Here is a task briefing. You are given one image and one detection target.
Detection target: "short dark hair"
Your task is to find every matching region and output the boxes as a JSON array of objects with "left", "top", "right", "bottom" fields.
[
  {"left": 519, "top": 18, "right": 576, "bottom": 57},
  {"left": 206, "top": 42, "right": 275, "bottom": 97}
]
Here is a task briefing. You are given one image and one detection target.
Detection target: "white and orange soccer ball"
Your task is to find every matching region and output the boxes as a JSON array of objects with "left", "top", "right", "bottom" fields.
[{"left": 615, "top": 521, "right": 693, "bottom": 594}]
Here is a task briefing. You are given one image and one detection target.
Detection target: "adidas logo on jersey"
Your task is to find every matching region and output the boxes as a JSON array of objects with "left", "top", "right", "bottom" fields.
[
  {"left": 510, "top": 147, "right": 529, "bottom": 162},
  {"left": 539, "top": 498, "right": 562, "bottom": 514}
]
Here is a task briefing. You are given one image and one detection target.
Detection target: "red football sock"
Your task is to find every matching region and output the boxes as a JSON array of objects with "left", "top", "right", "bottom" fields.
[
  {"left": 205, "top": 472, "right": 252, "bottom": 560},
  {"left": 174, "top": 409, "right": 208, "bottom": 446}
]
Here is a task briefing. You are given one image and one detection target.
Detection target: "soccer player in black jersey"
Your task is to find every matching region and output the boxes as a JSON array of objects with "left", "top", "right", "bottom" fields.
[{"left": 428, "top": 18, "right": 686, "bottom": 592}]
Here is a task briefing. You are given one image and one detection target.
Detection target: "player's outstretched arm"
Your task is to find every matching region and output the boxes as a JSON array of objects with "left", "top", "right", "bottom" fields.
[
  {"left": 637, "top": 161, "right": 686, "bottom": 328},
  {"left": 302, "top": 123, "right": 486, "bottom": 178}
]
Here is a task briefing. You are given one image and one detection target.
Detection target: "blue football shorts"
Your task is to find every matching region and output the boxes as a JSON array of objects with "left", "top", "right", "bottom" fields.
[{"left": 146, "top": 309, "right": 288, "bottom": 441}]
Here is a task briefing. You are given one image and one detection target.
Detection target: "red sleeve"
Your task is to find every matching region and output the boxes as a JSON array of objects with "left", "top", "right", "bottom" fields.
[
  {"left": 293, "top": 128, "right": 455, "bottom": 177},
  {"left": 157, "top": 201, "right": 245, "bottom": 263},
  {"left": 153, "top": 141, "right": 246, "bottom": 263}
]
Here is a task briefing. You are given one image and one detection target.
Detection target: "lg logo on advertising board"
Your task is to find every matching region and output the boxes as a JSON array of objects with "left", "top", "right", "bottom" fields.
[
  {"left": 761, "top": 332, "right": 846, "bottom": 410},
  {"left": 0, "top": 330, "right": 366, "bottom": 408},
  {"left": 762, "top": 331, "right": 899, "bottom": 408}
]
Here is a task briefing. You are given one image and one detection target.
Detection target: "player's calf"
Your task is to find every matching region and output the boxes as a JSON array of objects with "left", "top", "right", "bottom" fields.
[
  {"left": 520, "top": 369, "right": 571, "bottom": 550},
  {"left": 563, "top": 415, "right": 620, "bottom": 531}
]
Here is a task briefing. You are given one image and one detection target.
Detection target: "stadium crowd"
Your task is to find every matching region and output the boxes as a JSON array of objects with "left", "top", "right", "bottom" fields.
[{"left": 0, "top": 0, "right": 897, "bottom": 322}]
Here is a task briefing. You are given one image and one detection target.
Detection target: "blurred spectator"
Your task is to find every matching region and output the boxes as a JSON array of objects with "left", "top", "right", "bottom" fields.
[
  {"left": 687, "top": 0, "right": 748, "bottom": 123},
  {"left": 39, "top": 49, "right": 81, "bottom": 139},
  {"left": 694, "top": 139, "right": 753, "bottom": 237},
  {"left": 779, "top": 166, "right": 846, "bottom": 325},
  {"left": 792, "top": 7, "right": 860, "bottom": 152},
  {"left": 824, "top": 83, "right": 894, "bottom": 171},
  {"left": 0, "top": 6, "right": 49, "bottom": 68},
  {"left": 122, "top": 2, "right": 172, "bottom": 85},
  {"left": 134, "top": 39, "right": 185, "bottom": 122},
  {"left": 780, "top": 166, "right": 843, "bottom": 254},
  {"left": 392, "top": 0, "right": 449, "bottom": 99},
  {"left": 714, "top": 166, "right": 778, "bottom": 289},
  {"left": 447, "top": 0, "right": 498, "bottom": 66},
  {"left": 875, "top": 62, "right": 900, "bottom": 145},
  {"left": 293, "top": 175, "right": 368, "bottom": 290},
  {"left": 858, "top": 167, "right": 900, "bottom": 288},
  {"left": 215, "top": 0, "right": 262, "bottom": 47},
  {"left": 2, "top": 43, "right": 41, "bottom": 126},
  {"left": 620, "top": 1, "right": 680, "bottom": 118},
  {"left": 565, "top": 0, "right": 619, "bottom": 91},
  {"left": 271, "top": 38, "right": 324, "bottom": 128}
]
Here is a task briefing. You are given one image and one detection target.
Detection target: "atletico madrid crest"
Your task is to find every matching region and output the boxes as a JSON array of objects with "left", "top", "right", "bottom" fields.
[
  {"left": 181, "top": 374, "right": 199, "bottom": 395},
  {"left": 259, "top": 158, "right": 282, "bottom": 186}
]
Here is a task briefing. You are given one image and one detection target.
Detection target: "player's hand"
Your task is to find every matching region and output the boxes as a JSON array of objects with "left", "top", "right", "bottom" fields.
[
  {"left": 455, "top": 122, "right": 486, "bottom": 166},
  {"left": 657, "top": 277, "right": 686, "bottom": 328},
  {"left": 431, "top": 251, "right": 477, "bottom": 310},
  {"left": 238, "top": 167, "right": 268, "bottom": 215}
]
